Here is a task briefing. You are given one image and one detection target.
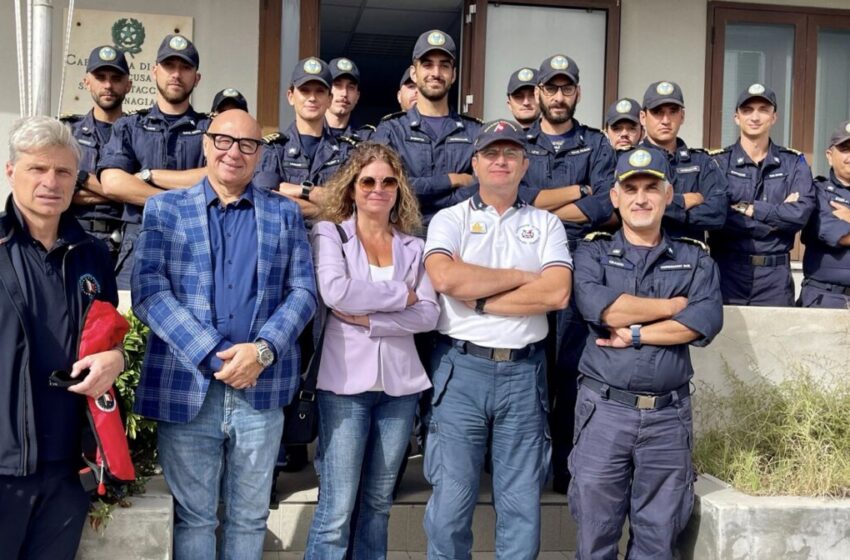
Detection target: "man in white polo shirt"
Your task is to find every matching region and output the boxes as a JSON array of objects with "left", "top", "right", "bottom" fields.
[{"left": 423, "top": 119, "right": 572, "bottom": 559}]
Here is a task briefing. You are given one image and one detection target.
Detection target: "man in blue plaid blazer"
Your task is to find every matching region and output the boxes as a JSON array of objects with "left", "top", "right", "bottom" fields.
[{"left": 131, "top": 109, "right": 316, "bottom": 560}]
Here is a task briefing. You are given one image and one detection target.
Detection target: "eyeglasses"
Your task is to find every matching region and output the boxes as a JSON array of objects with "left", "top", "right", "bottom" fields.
[
  {"left": 539, "top": 83, "right": 577, "bottom": 97},
  {"left": 357, "top": 176, "right": 399, "bottom": 191},
  {"left": 478, "top": 147, "right": 524, "bottom": 161},
  {"left": 205, "top": 133, "right": 263, "bottom": 155}
]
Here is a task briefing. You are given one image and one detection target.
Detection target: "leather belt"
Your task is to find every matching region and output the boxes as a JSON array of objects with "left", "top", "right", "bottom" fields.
[
  {"left": 802, "top": 278, "right": 850, "bottom": 296},
  {"left": 579, "top": 376, "right": 689, "bottom": 410},
  {"left": 441, "top": 335, "right": 536, "bottom": 362},
  {"left": 724, "top": 253, "right": 789, "bottom": 267}
]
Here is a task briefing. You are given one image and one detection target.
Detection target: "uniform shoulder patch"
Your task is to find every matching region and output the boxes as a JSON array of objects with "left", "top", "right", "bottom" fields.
[
  {"left": 582, "top": 124, "right": 605, "bottom": 136},
  {"left": 380, "top": 111, "right": 406, "bottom": 123},
  {"left": 59, "top": 112, "right": 82, "bottom": 122},
  {"left": 583, "top": 231, "right": 613, "bottom": 242},
  {"left": 674, "top": 236, "right": 709, "bottom": 251},
  {"left": 707, "top": 147, "right": 727, "bottom": 156},
  {"left": 780, "top": 146, "right": 803, "bottom": 156},
  {"left": 263, "top": 132, "right": 282, "bottom": 144},
  {"left": 460, "top": 114, "right": 484, "bottom": 125},
  {"left": 357, "top": 124, "right": 376, "bottom": 132},
  {"left": 338, "top": 135, "right": 359, "bottom": 146},
  {"left": 689, "top": 147, "right": 708, "bottom": 155}
]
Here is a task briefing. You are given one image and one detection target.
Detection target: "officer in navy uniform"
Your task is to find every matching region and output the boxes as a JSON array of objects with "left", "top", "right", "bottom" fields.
[
  {"left": 709, "top": 84, "right": 815, "bottom": 306},
  {"left": 801, "top": 120, "right": 850, "bottom": 308},
  {"left": 210, "top": 87, "right": 248, "bottom": 116},
  {"left": 325, "top": 57, "right": 374, "bottom": 142},
  {"left": 61, "top": 45, "right": 132, "bottom": 263},
  {"left": 638, "top": 80, "right": 728, "bottom": 240},
  {"left": 256, "top": 57, "right": 353, "bottom": 223},
  {"left": 396, "top": 68, "right": 418, "bottom": 112},
  {"left": 98, "top": 34, "right": 209, "bottom": 289},
  {"left": 570, "top": 148, "right": 723, "bottom": 559},
  {"left": 373, "top": 29, "right": 482, "bottom": 228},
  {"left": 506, "top": 67, "right": 540, "bottom": 130},
  {"left": 519, "top": 53, "right": 617, "bottom": 494},
  {"left": 604, "top": 97, "right": 643, "bottom": 151}
]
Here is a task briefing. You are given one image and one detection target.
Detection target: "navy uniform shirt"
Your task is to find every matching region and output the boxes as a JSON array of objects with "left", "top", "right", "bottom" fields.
[
  {"left": 802, "top": 172, "right": 850, "bottom": 286},
  {"left": 96, "top": 104, "right": 209, "bottom": 224},
  {"left": 256, "top": 122, "right": 352, "bottom": 189},
  {"left": 333, "top": 123, "right": 375, "bottom": 143},
  {"left": 639, "top": 138, "right": 728, "bottom": 240},
  {"left": 373, "top": 105, "right": 482, "bottom": 225},
  {"left": 573, "top": 230, "right": 723, "bottom": 393},
  {"left": 710, "top": 140, "right": 815, "bottom": 256},
  {"left": 520, "top": 119, "right": 617, "bottom": 240},
  {"left": 61, "top": 111, "right": 123, "bottom": 224}
]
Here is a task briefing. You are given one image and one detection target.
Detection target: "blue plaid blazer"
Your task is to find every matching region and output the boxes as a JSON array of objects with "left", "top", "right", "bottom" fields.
[{"left": 131, "top": 180, "right": 317, "bottom": 423}]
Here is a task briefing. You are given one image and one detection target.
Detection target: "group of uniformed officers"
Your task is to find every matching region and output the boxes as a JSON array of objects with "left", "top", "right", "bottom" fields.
[{"left": 59, "top": 26, "right": 850, "bottom": 559}]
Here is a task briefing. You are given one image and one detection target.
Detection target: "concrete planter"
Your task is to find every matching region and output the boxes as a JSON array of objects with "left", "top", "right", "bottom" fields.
[{"left": 679, "top": 474, "right": 850, "bottom": 560}]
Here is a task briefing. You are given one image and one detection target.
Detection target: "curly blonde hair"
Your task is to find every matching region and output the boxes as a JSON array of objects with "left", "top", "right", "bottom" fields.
[{"left": 318, "top": 142, "right": 423, "bottom": 235}]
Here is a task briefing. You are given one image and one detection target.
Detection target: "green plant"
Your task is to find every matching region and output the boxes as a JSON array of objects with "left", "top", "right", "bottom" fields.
[
  {"left": 88, "top": 310, "right": 158, "bottom": 529},
  {"left": 693, "top": 362, "right": 850, "bottom": 497}
]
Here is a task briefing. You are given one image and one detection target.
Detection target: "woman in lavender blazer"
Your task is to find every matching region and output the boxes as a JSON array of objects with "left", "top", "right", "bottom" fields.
[{"left": 304, "top": 143, "right": 439, "bottom": 559}]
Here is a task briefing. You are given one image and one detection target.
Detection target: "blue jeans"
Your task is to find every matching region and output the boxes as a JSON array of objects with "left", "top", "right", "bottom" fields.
[
  {"left": 424, "top": 342, "right": 550, "bottom": 560},
  {"left": 305, "top": 390, "right": 418, "bottom": 560},
  {"left": 157, "top": 379, "right": 284, "bottom": 560},
  {"left": 568, "top": 384, "right": 694, "bottom": 560}
]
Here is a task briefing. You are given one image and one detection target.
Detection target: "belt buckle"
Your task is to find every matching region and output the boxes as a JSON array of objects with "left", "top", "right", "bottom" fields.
[
  {"left": 492, "top": 348, "right": 511, "bottom": 362},
  {"left": 636, "top": 394, "right": 656, "bottom": 409},
  {"left": 750, "top": 255, "right": 767, "bottom": 266}
]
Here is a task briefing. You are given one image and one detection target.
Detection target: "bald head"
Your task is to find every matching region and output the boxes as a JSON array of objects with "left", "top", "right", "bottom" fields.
[{"left": 204, "top": 109, "right": 264, "bottom": 193}]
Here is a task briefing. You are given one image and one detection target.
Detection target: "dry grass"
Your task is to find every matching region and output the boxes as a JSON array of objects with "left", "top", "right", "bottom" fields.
[{"left": 693, "top": 363, "right": 850, "bottom": 497}]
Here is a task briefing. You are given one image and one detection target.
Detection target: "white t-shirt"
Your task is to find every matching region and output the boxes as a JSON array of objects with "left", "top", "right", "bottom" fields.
[{"left": 424, "top": 194, "right": 572, "bottom": 348}]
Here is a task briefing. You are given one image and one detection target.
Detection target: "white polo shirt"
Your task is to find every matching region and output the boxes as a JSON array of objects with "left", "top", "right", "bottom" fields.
[{"left": 424, "top": 193, "right": 572, "bottom": 348}]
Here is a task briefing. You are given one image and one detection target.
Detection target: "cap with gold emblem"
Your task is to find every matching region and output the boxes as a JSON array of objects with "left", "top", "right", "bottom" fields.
[
  {"left": 642, "top": 81, "right": 684, "bottom": 110},
  {"left": 86, "top": 45, "right": 129, "bottom": 75},
  {"left": 507, "top": 67, "right": 539, "bottom": 95},
  {"left": 329, "top": 57, "right": 360, "bottom": 84},
  {"left": 412, "top": 29, "right": 456, "bottom": 61},
  {"left": 156, "top": 34, "right": 200, "bottom": 68},
  {"left": 211, "top": 88, "right": 248, "bottom": 114},
  {"left": 735, "top": 83, "right": 777, "bottom": 110},
  {"left": 605, "top": 97, "right": 641, "bottom": 127},
  {"left": 615, "top": 148, "right": 670, "bottom": 182},
  {"left": 537, "top": 54, "right": 580, "bottom": 86},
  {"left": 291, "top": 57, "right": 333, "bottom": 89}
]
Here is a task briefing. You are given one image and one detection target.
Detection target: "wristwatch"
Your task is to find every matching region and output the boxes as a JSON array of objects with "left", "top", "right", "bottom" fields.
[
  {"left": 474, "top": 297, "right": 487, "bottom": 315},
  {"left": 732, "top": 201, "right": 749, "bottom": 215},
  {"left": 579, "top": 184, "right": 592, "bottom": 198},
  {"left": 630, "top": 324, "right": 642, "bottom": 349},
  {"left": 137, "top": 169, "right": 154, "bottom": 185},
  {"left": 254, "top": 340, "right": 275, "bottom": 368},
  {"left": 300, "top": 181, "right": 314, "bottom": 201},
  {"left": 75, "top": 170, "right": 89, "bottom": 191}
]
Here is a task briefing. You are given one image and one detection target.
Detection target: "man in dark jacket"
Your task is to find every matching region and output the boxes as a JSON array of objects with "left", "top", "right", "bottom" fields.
[{"left": 0, "top": 116, "right": 124, "bottom": 560}]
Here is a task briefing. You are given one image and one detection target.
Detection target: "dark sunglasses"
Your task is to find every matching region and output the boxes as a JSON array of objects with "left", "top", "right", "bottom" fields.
[
  {"left": 357, "top": 176, "right": 399, "bottom": 191},
  {"left": 205, "top": 132, "right": 263, "bottom": 155}
]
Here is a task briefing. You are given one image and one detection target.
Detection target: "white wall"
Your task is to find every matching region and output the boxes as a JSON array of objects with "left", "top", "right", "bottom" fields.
[{"left": 0, "top": 0, "right": 259, "bottom": 201}]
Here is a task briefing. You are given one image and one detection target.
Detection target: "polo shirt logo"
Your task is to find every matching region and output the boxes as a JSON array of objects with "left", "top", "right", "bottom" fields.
[
  {"left": 516, "top": 225, "right": 541, "bottom": 244},
  {"left": 470, "top": 222, "right": 487, "bottom": 234},
  {"left": 79, "top": 273, "right": 101, "bottom": 297}
]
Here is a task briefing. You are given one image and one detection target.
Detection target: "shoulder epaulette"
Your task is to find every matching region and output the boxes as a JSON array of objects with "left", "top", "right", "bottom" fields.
[
  {"left": 780, "top": 146, "right": 803, "bottom": 156},
  {"left": 58, "top": 112, "right": 82, "bottom": 122},
  {"left": 581, "top": 124, "right": 605, "bottom": 136},
  {"left": 380, "top": 111, "right": 406, "bottom": 123},
  {"left": 124, "top": 108, "right": 149, "bottom": 117},
  {"left": 263, "top": 132, "right": 282, "bottom": 144},
  {"left": 459, "top": 114, "right": 484, "bottom": 125},
  {"left": 674, "top": 236, "right": 709, "bottom": 251},
  {"left": 707, "top": 147, "right": 727, "bottom": 156},
  {"left": 583, "top": 231, "right": 613, "bottom": 242},
  {"left": 338, "top": 136, "right": 358, "bottom": 147},
  {"left": 689, "top": 147, "right": 708, "bottom": 154},
  {"left": 357, "top": 124, "right": 376, "bottom": 132}
]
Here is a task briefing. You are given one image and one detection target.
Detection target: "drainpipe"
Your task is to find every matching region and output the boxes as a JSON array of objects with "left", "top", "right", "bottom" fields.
[{"left": 32, "top": 0, "right": 53, "bottom": 116}]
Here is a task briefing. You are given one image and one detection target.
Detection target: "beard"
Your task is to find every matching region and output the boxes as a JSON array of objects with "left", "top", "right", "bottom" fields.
[
  {"left": 418, "top": 81, "right": 449, "bottom": 102},
  {"left": 157, "top": 82, "right": 193, "bottom": 105},
  {"left": 92, "top": 91, "right": 126, "bottom": 112},
  {"left": 540, "top": 100, "right": 575, "bottom": 125}
]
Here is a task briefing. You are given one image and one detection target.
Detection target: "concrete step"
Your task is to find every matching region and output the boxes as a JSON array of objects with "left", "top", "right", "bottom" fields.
[{"left": 264, "top": 456, "right": 577, "bottom": 554}]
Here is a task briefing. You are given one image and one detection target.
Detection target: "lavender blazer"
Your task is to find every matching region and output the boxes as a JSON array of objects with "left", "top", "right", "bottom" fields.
[{"left": 310, "top": 217, "right": 439, "bottom": 396}]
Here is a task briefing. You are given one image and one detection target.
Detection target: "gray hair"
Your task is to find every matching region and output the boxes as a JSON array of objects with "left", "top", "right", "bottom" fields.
[{"left": 8, "top": 115, "right": 81, "bottom": 165}]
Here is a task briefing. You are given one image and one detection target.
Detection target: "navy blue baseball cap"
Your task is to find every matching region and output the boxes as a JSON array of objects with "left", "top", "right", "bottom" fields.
[
  {"left": 474, "top": 120, "right": 527, "bottom": 152},
  {"left": 736, "top": 83, "right": 777, "bottom": 109},
  {"left": 399, "top": 68, "right": 414, "bottom": 88},
  {"left": 507, "top": 67, "right": 538, "bottom": 95},
  {"left": 605, "top": 98, "right": 641, "bottom": 127},
  {"left": 412, "top": 30, "right": 456, "bottom": 61},
  {"left": 537, "top": 54, "right": 580, "bottom": 86},
  {"left": 329, "top": 57, "right": 360, "bottom": 83},
  {"left": 156, "top": 34, "right": 199, "bottom": 68},
  {"left": 211, "top": 88, "right": 248, "bottom": 113},
  {"left": 829, "top": 120, "right": 850, "bottom": 148},
  {"left": 615, "top": 148, "right": 670, "bottom": 182},
  {"left": 86, "top": 45, "right": 129, "bottom": 75},
  {"left": 291, "top": 57, "right": 332, "bottom": 89},
  {"left": 643, "top": 81, "right": 684, "bottom": 109}
]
